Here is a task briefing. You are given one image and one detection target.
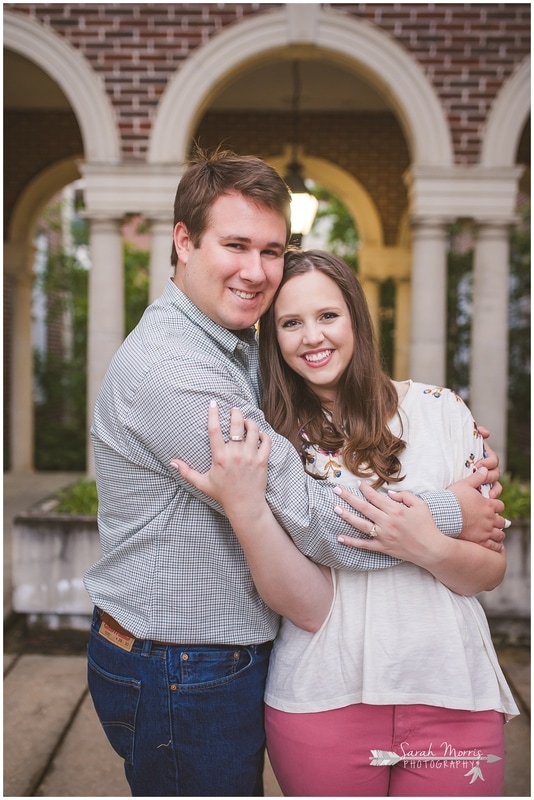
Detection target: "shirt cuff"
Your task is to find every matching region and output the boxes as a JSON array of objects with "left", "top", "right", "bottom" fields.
[{"left": 420, "top": 490, "right": 463, "bottom": 538}]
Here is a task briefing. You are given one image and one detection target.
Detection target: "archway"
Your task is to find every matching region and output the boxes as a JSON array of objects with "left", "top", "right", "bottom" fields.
[
  {"left": 481, "top": 57, "right": 530, "bottom": 167},
  {"left": 4, "top": 10, "right": 120, "bottom": 472},
  {"left": 149, "top": 5, "right": 452, "bottom": 168},
  {"left": 4, "top": 11, "right": 119, "bottom": 162}
]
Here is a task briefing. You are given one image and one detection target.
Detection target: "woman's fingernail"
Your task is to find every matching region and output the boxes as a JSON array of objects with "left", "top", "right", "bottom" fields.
[
  {"left": 333, "top": 486, "right": 342, "bottom": 495},
  {"left": 503, "top": 519, "right": 512, "bottom": 529},
  {"left": 210, "top": 399, "right": 218, "bottom": 408},
  {"left": 337, "top": 536, "right": 345, "bottom": 544},
  {"left": 334, "top": 506, "right": 343, "bottom": 516}
]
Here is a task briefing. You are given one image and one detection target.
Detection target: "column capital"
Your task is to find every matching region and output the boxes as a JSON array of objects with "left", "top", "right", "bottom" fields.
[
  {"left": 409, "top": 215, "right": 451, "bottom": 228},
  {"left": 79, "top": 161, "right": 181, "bottom": 218},
  {"left": 404, "top": 164, "right": 524, "bottom": 221},
  {"left": 82, "top": 213, "right": 124, "bottom": 227},
  {"left": 473, "top": 217, "right": 519, "bottom": 235}
]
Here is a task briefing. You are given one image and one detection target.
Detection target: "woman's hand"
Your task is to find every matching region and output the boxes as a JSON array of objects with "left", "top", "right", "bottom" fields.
[
  {"left": 333, "top": 481, "right": 506, "bottom": 595},
  {"left": 333, "top": 481, "right": 444, "bottom": 563},
  {"left": 170, "top": 401, "right": 270, "bottom": 517}
]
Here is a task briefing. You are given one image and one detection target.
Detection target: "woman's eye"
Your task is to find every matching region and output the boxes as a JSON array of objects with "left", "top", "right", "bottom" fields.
[
  {"left": 322, "top": 312, "right": 339, "bottom": 321},
  {"left": 281, "top": 319, "right": 299, "bottom": 329}
]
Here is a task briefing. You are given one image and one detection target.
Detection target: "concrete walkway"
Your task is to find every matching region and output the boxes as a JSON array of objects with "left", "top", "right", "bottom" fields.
[{"left": 3, "top": 473, "right": 531, "bottom": 797}]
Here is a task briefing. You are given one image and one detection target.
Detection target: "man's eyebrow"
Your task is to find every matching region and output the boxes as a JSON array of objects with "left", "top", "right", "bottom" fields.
[{"left": 219, "top": 234, "right": 251, "bottom": 243}]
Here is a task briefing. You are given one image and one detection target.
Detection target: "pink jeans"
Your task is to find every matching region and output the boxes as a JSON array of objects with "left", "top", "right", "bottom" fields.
[{"left": 265, "top": 703, "right": 505, "bottom": 796}]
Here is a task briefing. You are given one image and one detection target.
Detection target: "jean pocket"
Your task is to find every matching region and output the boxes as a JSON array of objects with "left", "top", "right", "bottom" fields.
[
  {"left": 87, "top": 653, "right": 141, "bottom": 764},
  {"left": 178, "top": 646, "right": 254, "bottom": 688}
]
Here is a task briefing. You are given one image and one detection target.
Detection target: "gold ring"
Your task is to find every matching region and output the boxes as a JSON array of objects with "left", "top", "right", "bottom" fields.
[
  {"left": 229, "top": 435, "right": 245, "bottom": 442},
  {"left": 369, "top": 524, "right": 378, "bottom": 538}
]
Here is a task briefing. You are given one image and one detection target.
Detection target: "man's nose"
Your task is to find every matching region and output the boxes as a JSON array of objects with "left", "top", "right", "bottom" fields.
[{"left": 240, "top": 251, "right": 265, "bottom": 282}]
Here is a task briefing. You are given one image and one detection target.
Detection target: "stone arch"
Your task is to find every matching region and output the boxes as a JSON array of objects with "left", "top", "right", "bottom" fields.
[
  {"left": 269, "top": 153, "right": 383, "bottom": 248},
  {"left": 9, "top": 158, "right": 82, "bottom": 248},
  {"left": 149, "top": 5, "right": 452, "bottom": 167},
  {"left": 481, "top": 57, "right": 530, "bottom": 167},
  {"left": 4, "top": 10, "right": 119, "bottom": 162}
]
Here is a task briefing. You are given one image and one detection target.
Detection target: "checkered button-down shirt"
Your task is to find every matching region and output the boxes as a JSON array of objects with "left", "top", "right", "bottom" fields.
[{"left": 84, "top": 279, "right": 462, "bottom": 644}]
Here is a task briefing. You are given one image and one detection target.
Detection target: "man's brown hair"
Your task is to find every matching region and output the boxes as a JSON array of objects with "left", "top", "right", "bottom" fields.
[{"left": 170, "top": 146, "right": 292, "bottom": 266}]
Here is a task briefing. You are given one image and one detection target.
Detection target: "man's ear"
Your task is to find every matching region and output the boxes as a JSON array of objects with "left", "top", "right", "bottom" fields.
[{"left": 173, "top": 221, "right": 191, "bottom": 264}]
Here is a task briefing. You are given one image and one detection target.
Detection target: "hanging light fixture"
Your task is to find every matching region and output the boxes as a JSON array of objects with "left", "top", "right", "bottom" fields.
[{"left": 284, "top": 61, "right": 318, "bottom": 247}]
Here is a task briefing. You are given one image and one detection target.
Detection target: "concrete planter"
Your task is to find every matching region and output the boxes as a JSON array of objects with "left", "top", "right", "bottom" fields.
[
  {"left": 12, "top": 497, "right": 101, "bottom": 630},
  {"left": 12, "top": 495, "right": 530, "bottom": 638}
]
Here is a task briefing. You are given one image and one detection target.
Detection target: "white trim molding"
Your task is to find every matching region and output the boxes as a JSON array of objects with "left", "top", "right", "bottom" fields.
[{"left": 481, "top": 57, "right": 531, "bottom": 167}]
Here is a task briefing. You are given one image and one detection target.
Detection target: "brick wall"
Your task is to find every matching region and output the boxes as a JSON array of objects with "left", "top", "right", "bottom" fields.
[
  {"left": 6, "top": 3, "right": 278, "bottom": 160},
  {"left": 4, "top": 110, "right": 83, "bottom": 233},
  {"left": 330, "top": 3, "right": 530, "bottom": 163},
  {"left": 6, "top": 3, "right": 530, "bottom": 163}
]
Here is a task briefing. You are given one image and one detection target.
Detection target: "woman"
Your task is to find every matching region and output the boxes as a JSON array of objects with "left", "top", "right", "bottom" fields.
[{"left": 173, "top": 250, "right": 518, "bottom": 796}]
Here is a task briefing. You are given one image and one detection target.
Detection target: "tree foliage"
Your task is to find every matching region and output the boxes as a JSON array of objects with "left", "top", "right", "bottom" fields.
[{"left": 33, "top": 204, "right": 149, "bottom": 470}]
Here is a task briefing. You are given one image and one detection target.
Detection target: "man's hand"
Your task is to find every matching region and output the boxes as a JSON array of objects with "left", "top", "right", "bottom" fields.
[
  {"left": 449, "top": 468, "right": 507, "bottom": 552},
  {"left": 477, "top": 427, "right": 502, "bottom": 498}
]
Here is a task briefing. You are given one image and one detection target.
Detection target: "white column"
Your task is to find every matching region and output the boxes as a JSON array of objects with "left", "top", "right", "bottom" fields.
[
  {"left": 86, "top": 216, "right": 124, "bottom": 476},
  {"left": 149, "top": 215, "right": 174, "bottom": 303},
  {"left": 5, "top": 243, "right": 35, "bottom": 473},
  {"left": 409, "top": 217, "right": 449, "bottom": 384},
  {"left": 470, "top": 221, "right": 511, "bottom": 467},
  {"left": 394, "top": 278, "right": 411, "bottom": 381}
]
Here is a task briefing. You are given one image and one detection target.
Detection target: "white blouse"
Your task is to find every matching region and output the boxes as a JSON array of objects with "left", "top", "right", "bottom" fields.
[{"left": 265, "top": 381, "right": 519, "bottom": 721}]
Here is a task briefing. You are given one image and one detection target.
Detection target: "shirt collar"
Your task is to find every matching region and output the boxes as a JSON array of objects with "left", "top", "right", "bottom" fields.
[{"left": 163, "top": 279, "right": 257, "bottom": 355}]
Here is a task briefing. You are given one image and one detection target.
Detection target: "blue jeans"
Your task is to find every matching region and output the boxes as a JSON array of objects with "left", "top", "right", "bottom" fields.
[{"left": 87, "top": 609, "right": 272, "bottom": 796}]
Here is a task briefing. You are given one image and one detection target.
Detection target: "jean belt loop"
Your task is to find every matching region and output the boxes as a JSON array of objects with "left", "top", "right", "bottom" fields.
[{"left": 141, "top": 638, "right": 153, "bottom": 657}]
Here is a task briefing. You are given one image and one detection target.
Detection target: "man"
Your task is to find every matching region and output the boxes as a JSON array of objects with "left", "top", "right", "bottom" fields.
[{"left": 85, "top": 149, "right": 505, "bottom": 796}]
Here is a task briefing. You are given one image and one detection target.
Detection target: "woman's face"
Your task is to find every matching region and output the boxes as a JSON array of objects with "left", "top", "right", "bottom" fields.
[{"left": 273, "top": 270, "right": 355, "bottom": 405}]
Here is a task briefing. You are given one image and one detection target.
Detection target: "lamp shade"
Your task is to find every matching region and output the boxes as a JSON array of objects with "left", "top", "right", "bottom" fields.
[{"left": 284, "top": 161, "right": 319, "bottom": 236}]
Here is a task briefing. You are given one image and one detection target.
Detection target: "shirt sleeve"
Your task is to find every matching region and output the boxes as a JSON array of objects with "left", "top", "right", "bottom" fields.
[
  {"left": 418, "top": 490, "right": 463, "bottom": 538},
  {"left": 126, "top": 354, "right": 463, "bottom": 572}
]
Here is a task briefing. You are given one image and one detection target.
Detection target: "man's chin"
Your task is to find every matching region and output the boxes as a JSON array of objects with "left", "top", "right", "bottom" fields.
[{"left": 224, "top": 312, "right": 261, "bottom": 331}]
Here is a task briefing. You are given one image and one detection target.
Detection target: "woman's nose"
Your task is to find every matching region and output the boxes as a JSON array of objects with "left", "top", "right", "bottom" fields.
[{"left": 303, "top": 324, "right": 324, "bottom": 345}]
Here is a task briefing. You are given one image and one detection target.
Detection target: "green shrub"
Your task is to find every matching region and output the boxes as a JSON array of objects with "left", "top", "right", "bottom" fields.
[
  {"left": 55, "top": 479, "right": 98, "bottom": 515},
  {"left": 499, "top": 473, "right": 531, "bottom": 521}
]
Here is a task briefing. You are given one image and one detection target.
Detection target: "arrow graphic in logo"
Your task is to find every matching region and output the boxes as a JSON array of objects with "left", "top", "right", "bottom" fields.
[{"left": 369, "top": 750, "right": 502, "bottom": 783}]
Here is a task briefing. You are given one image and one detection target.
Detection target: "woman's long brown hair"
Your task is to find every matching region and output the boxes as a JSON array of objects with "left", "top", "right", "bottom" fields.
[{"left": 259, "top": 249, "right": 405, "bottom": 487}]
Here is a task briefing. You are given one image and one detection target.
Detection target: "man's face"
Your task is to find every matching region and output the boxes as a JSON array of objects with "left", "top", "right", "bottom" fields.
[{"left": 173, "top": 192, "right": 287, "bottom": 331}]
